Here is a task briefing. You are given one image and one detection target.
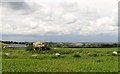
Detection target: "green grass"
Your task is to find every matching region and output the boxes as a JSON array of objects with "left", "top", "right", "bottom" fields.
[
  {"left": 2, "top": 48, "right": 118, "bottom": 72},
  {"left": 0, "top": 42, "right": 7, "bottom": 47}
]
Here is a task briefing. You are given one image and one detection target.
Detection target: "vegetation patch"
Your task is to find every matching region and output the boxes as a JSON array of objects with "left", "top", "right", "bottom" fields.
[
  {"left": 2, "top": 48, "right": 118, "bottom": 72},
  {"left": 73, "top": 52, "right": 81, "bottom": 58}
]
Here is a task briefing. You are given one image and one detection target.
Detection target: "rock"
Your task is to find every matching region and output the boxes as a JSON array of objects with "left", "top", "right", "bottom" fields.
[
  {"left": 31, "top": 54, "right": 37, "bottom": 57},
  {"left": 33, "top": 42, "right": 45, "bottom": 48},
  {"left": 5, "top": 53, "right": 10, "bottom": 56},
  {"left": 112, "top": 51, "right": 117, "bottom": 56},
  {"left": 55, "top": 53, "right": 60, "bottom": 57}
]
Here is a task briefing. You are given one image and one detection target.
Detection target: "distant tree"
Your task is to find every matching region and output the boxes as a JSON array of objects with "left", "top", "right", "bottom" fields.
[{"left": 113, "top": 43, "right": 118, "bottom": 47}]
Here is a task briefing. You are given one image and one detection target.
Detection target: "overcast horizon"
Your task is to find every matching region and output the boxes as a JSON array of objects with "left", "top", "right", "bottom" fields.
[{"left": 0, "top": 0, "right": 119, "bottom": 42}]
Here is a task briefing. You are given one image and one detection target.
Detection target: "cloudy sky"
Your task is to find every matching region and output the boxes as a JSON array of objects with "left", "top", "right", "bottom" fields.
[{"left": 0, "top": 0, "right": 119, "bottom": 42}]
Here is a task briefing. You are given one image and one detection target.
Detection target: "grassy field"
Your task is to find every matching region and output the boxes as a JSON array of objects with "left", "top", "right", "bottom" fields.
[
  {"left": 2, "top": 48, "right": 118, "bottom": 72},
  {"left": 0, "top": 42, "right": 7, "bottom": 47}
]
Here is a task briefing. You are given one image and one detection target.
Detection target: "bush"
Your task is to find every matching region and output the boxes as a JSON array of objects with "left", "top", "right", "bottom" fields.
[
  {"left": 60, "top": 55, "right": 65, "bottom": 58},
  {"left": 96, "top": 60, "right": 103, "bottom": 62},
  {"left": 112, "top": 53, "right": 117, "bottom": 56},
  {"left": 26, "top": 45, "right": 33, "bottom": 51},
  {"left": 93, "top": 53, "right": 98, "bottom": 57},
  {"left": 73, "top": 53, "right": 81, "bottom": 58},
  {"left": 117, "top": 50, "right": 120, "bottom": 53},
  {"left": 10, "top": 55, "right": 18, "bottom": 59},
  {"left": 106, "top": 54, "right": 110, "bottom": 56},
  {"left": 42, "top": 45, "right": 51, "bottom": 50},
  {"left": 51, "top": 55, "right": 58, "bottom": 59},
  {"left": 88, "top": 53, "right": 98, "bottom": 57},
  {"left": 3, "top": 54, "right": 10, "bottom": 59}
]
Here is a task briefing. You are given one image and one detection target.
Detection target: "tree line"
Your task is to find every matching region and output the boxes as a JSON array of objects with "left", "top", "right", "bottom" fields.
[{"left": 1, "top": 41, "right": 120, "bottom": 48}]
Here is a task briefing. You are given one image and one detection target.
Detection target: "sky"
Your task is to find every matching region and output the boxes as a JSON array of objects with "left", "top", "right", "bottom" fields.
[{"left": 0, "top": 0, "right": 119, "bottom": 42}]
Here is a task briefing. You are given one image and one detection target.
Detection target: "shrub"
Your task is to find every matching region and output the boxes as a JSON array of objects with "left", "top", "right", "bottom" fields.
[
  {"left": 73, "top": 53, "right": 81, "bottom": 58},
  {"left": 88, "top": 53, "right": 98, "bottom": 57},
  {"left": 63, "top": 51, "right": 69, "bottom": 54},
  {"left": 42, "top": 45, "right": 51, "bottom": 50},
  {"left": 112, "top": 53, "right": 117, "bottom": 56},
  {"left": 117, "top": 50, "right": 120, "bottom": 53},
  {"left": 60, "top": 55, "right": 65, "bottom": 58},
  {"left": 10, "top": 55, "right": 18, "bottom": 59},
  {"left": 106, "top": 54, "right": 111, "bottom": 56},
  {"left": 106, "top": 51, "right": 110, "bottom": 54},
  {"left": 96, "top": 60, "right": 103, "bottom": 62},
  {"left": 26, "top": 45, "right": 33, "bottom": 51},
  {"left": 3, "top": 54, "right": 10, "bottom": 58},
  {"left": 51, "top": 55, "right": 58, "bottom": 59},
  {"left": 93, "top": 53, "right": 98, "bottom": 57}
]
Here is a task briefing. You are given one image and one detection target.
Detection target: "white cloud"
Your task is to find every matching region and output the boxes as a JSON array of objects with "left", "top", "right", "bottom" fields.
[{"left": 1, "top": 0, "right": 119, "bottom": 36}]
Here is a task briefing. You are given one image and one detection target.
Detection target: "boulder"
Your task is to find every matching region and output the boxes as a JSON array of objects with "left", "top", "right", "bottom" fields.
[
  {"left": 33, "top": 42, "right": 45, "bottom": 48},
  {"left": 32, "top": 42, "right": 50, "bottom": 50},
  {"left": 112, "top": 51, "right": 117, "bottom": 56}
]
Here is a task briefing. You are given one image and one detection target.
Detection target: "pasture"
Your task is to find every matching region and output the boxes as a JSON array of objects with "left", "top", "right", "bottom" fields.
[{"left": 2, "top": 48, "right": 118, "bottom": 72}]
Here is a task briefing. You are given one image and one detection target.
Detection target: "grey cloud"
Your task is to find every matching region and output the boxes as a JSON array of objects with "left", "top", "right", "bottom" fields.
[
  {"left": 2, "top": 2, "right": 41, "bottom": 15},
  {"left": 2, "top": 2, "right": 30, "bottom": 10},
  {"left": 1, "top": 0, "right": 24, "bottom": 2},
  {"left": 1, "top": 0, "right": 118, "bottom": 36},
  {"left": 66, "top": 20, "right": 77, "bottom": 24}
]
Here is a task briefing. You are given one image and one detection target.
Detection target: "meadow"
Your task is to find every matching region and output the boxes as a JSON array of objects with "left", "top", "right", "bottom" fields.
[{"left": 2, "top": 47, "right": 118, "bottom": 72}]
